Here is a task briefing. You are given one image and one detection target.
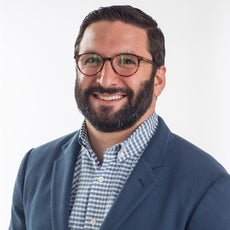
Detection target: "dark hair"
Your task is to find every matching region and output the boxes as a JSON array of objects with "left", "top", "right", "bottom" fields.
[{"left": 74, "top": 5, "right": 165, "bottom": 66}]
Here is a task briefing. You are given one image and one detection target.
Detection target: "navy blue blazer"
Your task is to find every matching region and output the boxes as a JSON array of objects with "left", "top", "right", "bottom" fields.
[{"left": 9, "top": 117, "right": 230, "bottom": 229}]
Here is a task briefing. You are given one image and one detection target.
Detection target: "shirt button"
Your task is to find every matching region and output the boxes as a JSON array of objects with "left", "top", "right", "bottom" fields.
[
  {"left": 118, "top": 151, "right": 125, "bottom": 159},
  {"left": 98, "top": 176, "right": 104, "bottom": 183},
  {"left": 90, "top": 218, "right": 97, "bottom": 226}
]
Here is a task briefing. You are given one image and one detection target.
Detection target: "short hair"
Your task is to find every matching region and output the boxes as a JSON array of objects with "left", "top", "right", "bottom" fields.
[{"left": 74, "top": 5, "right": 165, "bottom": 66}]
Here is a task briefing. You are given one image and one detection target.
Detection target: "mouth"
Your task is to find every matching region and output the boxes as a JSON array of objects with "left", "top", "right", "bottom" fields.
[{"left": 94, "top": 93, "right": 125, "bottom": 101}]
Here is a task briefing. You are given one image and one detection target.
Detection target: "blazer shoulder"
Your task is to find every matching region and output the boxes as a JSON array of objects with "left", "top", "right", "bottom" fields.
[
  {"left": 152, "top": 117, "right": 228, "bottom": 187},
  {"left": 170, "top": 134, "right": 228, "bottom": 174},
  {"left": 30, "top": 131, "right": 79, "bottom": 157},
  {"left": 18, "top": 131, "right": 80, "bottom": 177}
]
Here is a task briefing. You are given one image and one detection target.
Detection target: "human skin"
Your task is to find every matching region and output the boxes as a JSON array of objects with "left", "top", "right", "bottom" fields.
[{"left": 76, "top": 20, "right": 166, "bottom": 161}]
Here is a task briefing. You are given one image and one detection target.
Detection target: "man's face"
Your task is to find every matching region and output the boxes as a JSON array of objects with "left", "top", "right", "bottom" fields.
[{"left": 75, "top": 21, "right": 165, "bottom": 132}]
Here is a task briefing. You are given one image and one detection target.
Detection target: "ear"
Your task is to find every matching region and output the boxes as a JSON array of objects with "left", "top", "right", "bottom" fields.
[{"left": 154, "top": 65, "right": 166, "bottom": 97}]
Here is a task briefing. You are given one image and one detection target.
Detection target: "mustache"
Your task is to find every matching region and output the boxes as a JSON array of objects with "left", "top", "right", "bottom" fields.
[{"left": 84, "top": 86, "right": 134, "bottom": 97}]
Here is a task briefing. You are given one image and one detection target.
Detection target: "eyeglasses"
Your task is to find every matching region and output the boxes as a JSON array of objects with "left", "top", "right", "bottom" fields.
[{"left": 74, "top": 53, "right": 157, "bottom": 77}]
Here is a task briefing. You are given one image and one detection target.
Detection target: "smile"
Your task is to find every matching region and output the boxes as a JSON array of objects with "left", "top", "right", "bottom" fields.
[{"left": 94, "top": 94, "right": 125, "bottom": 101}]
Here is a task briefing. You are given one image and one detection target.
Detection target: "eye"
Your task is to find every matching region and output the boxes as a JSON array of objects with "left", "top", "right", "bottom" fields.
[
  {"left": 81, "top": 54, "right": 102, "bottom": 66},
  {"left": 116, "top": 54, "right": 138, "bottom": 67}
]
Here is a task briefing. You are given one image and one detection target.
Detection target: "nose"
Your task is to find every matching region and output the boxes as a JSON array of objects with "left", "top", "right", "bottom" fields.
[{"left": 96, "top": 60, "right": 120, "bottom": 87}]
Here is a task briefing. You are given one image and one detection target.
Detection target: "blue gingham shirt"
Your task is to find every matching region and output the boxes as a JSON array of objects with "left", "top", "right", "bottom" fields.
[{"left": 69, "top": 113, "right": 158, "bottom": 229}]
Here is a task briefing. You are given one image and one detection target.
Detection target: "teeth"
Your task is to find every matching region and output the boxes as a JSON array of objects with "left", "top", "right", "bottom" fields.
[{"left": 96, "top": 94, "right": 124, "bottom": 101}]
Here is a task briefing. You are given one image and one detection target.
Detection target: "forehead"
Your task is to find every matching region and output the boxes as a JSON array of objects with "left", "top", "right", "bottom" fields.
[{"left": 78, "top": 21, "right": 149, "bottom": 56}]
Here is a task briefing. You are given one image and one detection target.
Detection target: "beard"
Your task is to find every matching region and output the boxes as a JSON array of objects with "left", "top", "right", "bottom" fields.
[{"left": 74, "top": 76, "right": 155, "bottom": 132}]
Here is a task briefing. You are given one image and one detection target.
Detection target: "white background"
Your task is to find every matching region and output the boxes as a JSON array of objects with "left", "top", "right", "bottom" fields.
[{"left": 1, "top": 0, "right": 230, "bottom": 228}]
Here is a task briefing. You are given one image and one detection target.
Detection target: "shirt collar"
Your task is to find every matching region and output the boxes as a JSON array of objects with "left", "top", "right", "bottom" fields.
[{"left": 78, "top": 112, "right": 158, "bottom": 163}]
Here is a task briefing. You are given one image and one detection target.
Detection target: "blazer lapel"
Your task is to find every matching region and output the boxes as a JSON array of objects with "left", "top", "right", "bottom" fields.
[
  {"left": 101, "top": 157, "right": 160, "bottom": 230},
  {"left": 50, "top": 133, "right": 80, "bottom": 230}
]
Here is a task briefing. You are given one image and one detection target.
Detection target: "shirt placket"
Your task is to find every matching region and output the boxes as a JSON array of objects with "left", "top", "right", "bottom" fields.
[{"left": 83, "top": 154, "right": 109, "bottom": 229}]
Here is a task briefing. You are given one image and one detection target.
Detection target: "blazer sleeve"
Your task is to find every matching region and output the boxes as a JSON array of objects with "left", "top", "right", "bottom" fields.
[
  {"left": 187, "top": 174, "right": 230, "bottom": 230},
  {"left": 9, "top": 150, "right": 32, "bottom": 230}
]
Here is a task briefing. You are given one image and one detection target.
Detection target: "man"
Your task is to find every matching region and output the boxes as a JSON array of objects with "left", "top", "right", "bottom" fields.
[{"left": 10, "top": 5, "right": 230, "bottom": 230}]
